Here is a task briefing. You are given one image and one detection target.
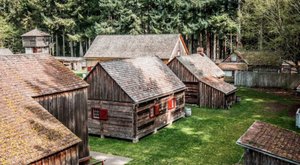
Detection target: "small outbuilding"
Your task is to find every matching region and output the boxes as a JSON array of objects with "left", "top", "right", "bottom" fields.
[
  {"left": 0, "top": 48, "right": 13, "bottom": 55},
  {"left": 281, "top": 60, "right": 298, "bottom": 74},
  {"left": 237, "top": 121, "right": 300, "bottom": 165},
  {"left": 218, "top": 51, "right": 248, "bottom": 83},
  {"left": 0, "top": 82, "right": 81, "bottom": 164},
  {"left": 22, "top": 28, "right": 51, "bottom": 54},
  {"left": 168, "top": 54, "right": 237, "bottom": 109},
  {"left": 0, "top": 54, "right": 89, "bottom": 161},
  {"left": 84, "top": 56, "right": 186, "bottom": 142},
  {"left": 84, "top": 34, "right": 189, "bottom": 69}
]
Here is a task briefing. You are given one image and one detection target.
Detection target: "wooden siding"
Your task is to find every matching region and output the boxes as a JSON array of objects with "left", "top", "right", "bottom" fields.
[
  {"left": 31, "top": 145, "right": 79, "bottom": 165},
  {"left": 88, "top": 100, "right": 134, "bottom": 139},
  {"left": 168, "top": 58, "right": 198, "bottom": 82},
  {"left": 243, "top": 149, "right": 296, "bottom": 165},
  {"left": 34, "top": 88, "right": 89, "bottom": 159},
  {"left": 184, "top": 82, "right": 199, "bottom": 104},
  {"left": 86, "top": 64, "right": 132, "bottom": 103},
  {"left": 199, "top": 82, "right": 235, "bottom": 109},
  {"left": 88, "top": 91, "right": 185, "bottom": 141}
]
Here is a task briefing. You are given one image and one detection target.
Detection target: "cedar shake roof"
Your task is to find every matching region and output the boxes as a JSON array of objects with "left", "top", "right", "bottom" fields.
[
  {"left": 201, "top": 76, "right": 237, "bottom": 95},
  {"left": 99, "top": 56, "right": 186, "bottom": 103},
  {"left": 0, "top": 48, "right": 13, "bottom": 55},
  {"left": 21, "top": 28, "right": 50, "bottom": 37},
  {"left": 176, "top": 54, "right": 225, "bottom": 78},
  {"left": 84, "top": 34, "right": 187, "bottom": 59},
  {"left": 0, "top": 83, "right": 81, "bottom": 164},
  {"left": 0, "top": 54, "right": 88, "bottom": 97},
  {"left": 174, "top": 54, "right": 236, "bottom": 94},
  {"left": 237, "top": 121, "right": 300, "bottom": 164},
  {"left": 218, "top": 63, "right": 248, "bottom": 71},
  {"left": 240, "top": 51, "right": 281, "bottom": 66}
]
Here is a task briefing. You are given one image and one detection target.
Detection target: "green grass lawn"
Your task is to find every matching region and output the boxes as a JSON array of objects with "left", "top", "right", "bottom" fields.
[{"left": 89, "top": 87, "right": 300, "bottom": 165}]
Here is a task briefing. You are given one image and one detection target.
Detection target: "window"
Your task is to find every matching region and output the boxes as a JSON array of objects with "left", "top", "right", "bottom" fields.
[
  {"left": 92, "top": 108, "right": 108, "bottom": 120},
  {"left": 231, "top": 54, "right": 237, "bottom": 62},
  {"left": 168, "top": 98, "right": 176, "bottom": 110},
  {"left": 224, "top": 71, "right": 233, "bottom": 77}
]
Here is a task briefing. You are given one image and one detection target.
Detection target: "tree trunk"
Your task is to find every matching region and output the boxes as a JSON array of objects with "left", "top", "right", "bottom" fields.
[
  {"left": 230, "top": 33, "right": 233, "bottom": 53},
  {"left": 224, "top": 38, "right": 227, "bottom": 59},
  {"left": 213, "top": 33, "right": 217, "bottom": 61},
  {"left": 206, "top": 30, "right": 211, "bottom": 58},
  {"left": 199, "top": 32, "right": 203, "bottom": 47},
  {"left": 70, "top": 41, "right": 74, "bottom": 57},
  {"left": 259, "top": 21, "right": 263, "bottom": 50},
  {"left": 55, "top": 34, "right": 59, "bottom": 56},
  {"left": 62, "top": 31, "right": 65, "bottom": 56},
  {"left": 79, "top": 41, "right": 83, "bottom": 57}
]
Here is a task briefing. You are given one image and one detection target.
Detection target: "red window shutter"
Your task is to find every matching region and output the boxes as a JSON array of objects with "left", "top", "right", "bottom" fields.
[
  {"left": 87, "top": 66, "right": 92, "bottom": 71},
  {"left": 154, "top": 104, "right": 160, "bottom": 116},
  {"left": 168, "top": 98, "right": 173, "bottom": 110},
  {"left": 100, "top": 109, "right": 108, "bottom": 120}
]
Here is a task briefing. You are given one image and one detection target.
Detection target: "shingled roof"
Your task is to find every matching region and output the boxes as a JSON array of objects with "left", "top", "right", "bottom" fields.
[
  {"left": 173, "top": 54, "right": 236, "bottom": 94},
  {"left": 218, "top": 63, "right": 248, "bottom": 71},
  {"left": 21, "top": 28, "right": 50, "bottom": 37},
  {"left": 237, "top": 121, "right": 300, "bottom": 165},
  {"left": 0, "top": 54, "right": 88, "bottom": 97},
  {"left": 0, "top": 82, "right": 81, "bottom": 164},
  {"left": 84, "top": 34, "right": 188, "bottom": 60},
  {"left": 97, "top": 56, "right": 186, "bottom": 103},
  {"left": 0, "top": 48, "right": 13, "bottom": 55}
]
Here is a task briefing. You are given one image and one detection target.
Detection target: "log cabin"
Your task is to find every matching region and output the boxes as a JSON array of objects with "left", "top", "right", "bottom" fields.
[
  {"left": 0, "top": 48, "right": 13, "bottom": 55},
  {"left": 0, "top": 54, "right": 90, "bottom": 162},
  {"left": 0, "top": 82, "right": 81, "bottom": 164},
  {"left": 168, "top": 54, "right": 237, "bottom": 109},
  {"left": 84, "top": 34, "right": 189, "bottom": 69},
  {"left": 84, "top": 56, "right": 186, "bottom": 142},
  {"left": 237, "top": 121, "right": 300, "bottom": 165},
  {"left": 217, "top": 51, "right": 248, "bottom": 83},
  {"left": 22, "top": 28, "right": 51, "bottom": 54}
]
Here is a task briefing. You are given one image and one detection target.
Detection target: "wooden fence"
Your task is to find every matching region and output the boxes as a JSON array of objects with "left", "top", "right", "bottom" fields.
[{"left": 235, "top": 71, "right": 300, "bottom": 89}]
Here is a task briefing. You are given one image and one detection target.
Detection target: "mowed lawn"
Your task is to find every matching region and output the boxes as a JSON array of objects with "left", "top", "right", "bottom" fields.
[{"left": 89, "top": 88, "right": 300, "bottom": 165}]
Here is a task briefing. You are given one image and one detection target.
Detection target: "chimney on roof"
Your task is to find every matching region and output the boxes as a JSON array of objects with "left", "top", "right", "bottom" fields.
[{"left": 197, "top": 47, "right": 205, "bottom": 56}]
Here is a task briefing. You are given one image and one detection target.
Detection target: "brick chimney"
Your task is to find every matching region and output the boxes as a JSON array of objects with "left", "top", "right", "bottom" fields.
[{"left": 197, "top": 47, "right": 205, "bottom": 56}]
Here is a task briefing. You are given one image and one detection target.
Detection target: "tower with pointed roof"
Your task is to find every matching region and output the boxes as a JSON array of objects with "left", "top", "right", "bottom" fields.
[{"left": 21, "top": 28, "right": 51, "bottom": 54}]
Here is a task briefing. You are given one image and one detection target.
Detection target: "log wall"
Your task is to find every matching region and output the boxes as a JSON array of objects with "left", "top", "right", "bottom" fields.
[
  {"left": 34, "top": 88, "right": 89, "bottom": 159},
  {"left": 184, "top": 82, "right": 199, "bottom": 104},
  {"left": 88, "top": 100, "right": 134, "bottom": 140},
  {"left": 88, "top": 91, "right": 185, "bottom": 141},
  {"left": 244, "top": 149, "right": 295, "bottom": 165},
  {"left": 167, "top": 58, "right": 198, "bottom": 82},
  {"left": 31, "top": 145, "right": 79, "bottom": 165},
  {"left": 235, "top": 71, "right": 300, "bottom": 89}
]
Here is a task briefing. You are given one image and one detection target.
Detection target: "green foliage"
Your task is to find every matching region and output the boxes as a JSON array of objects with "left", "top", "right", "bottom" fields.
[{"left": 89, "top": 87, "right": 299, "bottom": 164}]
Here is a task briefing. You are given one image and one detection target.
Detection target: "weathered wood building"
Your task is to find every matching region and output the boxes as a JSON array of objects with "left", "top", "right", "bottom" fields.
[
  {"left": 0, "top": 54, "right": 89, "bottom": 161},
  {"left": 84, "top": 34, "right": 189, "bottom": 69},
  {"left": 168, "top": 54, "right": 237, "bottom": 109},
  {"left": 237, "top": 121, "right": 300, "bottom": 165},
  {"left": 217, "top": 51, "right": 248, "bottom": 83},
  {"left": 55, "top": 56, "right": 87, "bottom": 71},
  {"left": 0, "top": 48, "right": 13, "bottom": 55},
  {"left": 22, "top": 28, "right": 51, "bottom": 54},
  {"left": 281, "top": 60, "right": 298, "bottom": 74},
  {"left": 0, "top": 82, "right": 81, "bottom": 164},
  {"left": 84, "top": 56, "right": 186, "bottom": 142}
]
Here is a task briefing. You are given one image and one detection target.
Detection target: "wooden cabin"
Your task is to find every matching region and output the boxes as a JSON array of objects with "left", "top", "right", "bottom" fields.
[
  {"left": 237, "top": 121, "right": 300, "bottom": 165},
  {"left": 22, "top": 28, "right": 51, "bottom": 54},
  {"left": 84, "top": 56, "right": 186, "bottom": 142},
  {"left": 218, "top": 51, "right": 248, "bottom": 83},
  {"left": 84, "top": 34, "right": 189, "bottom": 69},
  {"left": 281, "top": 60, "right": 298, "bottom": 74},
  {"left": 0, "top": 48, "right": 13, "bottom": 55},
  {"left": 55, "top": 56, "right": 87, "bottom": 71},
  {"left": 0, "top": 82, "right": 81, "bottom": 164},
  {"left": 168, "top": 54, "right": 237, "bottom": 109},
  {"left": 0, "top": 54, "right": 90, "bottom": 162}
]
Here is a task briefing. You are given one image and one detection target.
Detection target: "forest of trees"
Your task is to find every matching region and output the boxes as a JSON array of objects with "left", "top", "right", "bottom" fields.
[{"left": 0, "top": 0, "right": 299, "bottom": 64}]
